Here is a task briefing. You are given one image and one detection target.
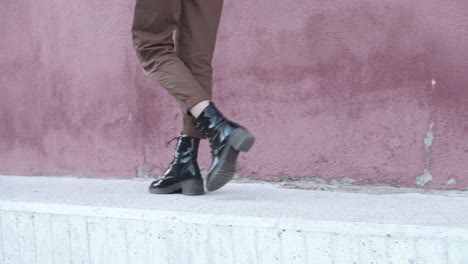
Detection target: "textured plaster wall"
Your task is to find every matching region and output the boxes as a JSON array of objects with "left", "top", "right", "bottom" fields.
[{"left": 1, "top": 0, "right": 467, "bottom": 189}]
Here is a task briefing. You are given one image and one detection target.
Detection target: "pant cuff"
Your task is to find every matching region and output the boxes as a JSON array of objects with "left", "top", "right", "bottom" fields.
[{"left": 183, "top": 127, "right": 206, "bottom": 139}]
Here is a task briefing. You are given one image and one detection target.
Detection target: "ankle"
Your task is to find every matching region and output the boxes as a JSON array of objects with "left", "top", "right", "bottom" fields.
[{"left": 189, "top": 100, "right": 210, "bottom": 118}]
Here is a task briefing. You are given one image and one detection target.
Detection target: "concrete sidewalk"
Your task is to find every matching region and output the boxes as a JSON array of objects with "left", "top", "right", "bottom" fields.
[{"left": 1, "top": 175, "right": 467, "bottom": 263}]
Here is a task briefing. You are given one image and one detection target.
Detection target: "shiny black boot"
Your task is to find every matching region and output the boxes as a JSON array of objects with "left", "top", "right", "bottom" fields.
[
  {"left": 194, "top": 102, "right": 255, "bottom": 192},
  {"left": 149, "top": 136, "right": 204, "bottom": 196}
]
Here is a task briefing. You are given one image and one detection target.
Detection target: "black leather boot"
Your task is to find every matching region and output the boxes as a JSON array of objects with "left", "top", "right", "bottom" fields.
[
  {"left": 194, "top": 102, "right": 255, "bottom": 192},
  {"left": 149, "top": 136, "right": 204, "bottom": 196}
]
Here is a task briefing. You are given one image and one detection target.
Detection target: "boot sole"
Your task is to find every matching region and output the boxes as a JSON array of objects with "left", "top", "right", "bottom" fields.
[
  {"left": 206, "top": 128, "right": 255, "bottom": 192},
  {"left": 148, "top": 178, "right": 205, "bottom": 196}
]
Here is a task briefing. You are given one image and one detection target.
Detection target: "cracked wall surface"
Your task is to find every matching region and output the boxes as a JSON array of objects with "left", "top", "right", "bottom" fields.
[{"left": 1, "top": 0, "right": 468, "bottom": 189}]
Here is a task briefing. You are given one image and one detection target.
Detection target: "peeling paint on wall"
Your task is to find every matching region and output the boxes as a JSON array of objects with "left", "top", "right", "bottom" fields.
[
  {"left": 330, "top": 177, "right": 357, "bottom": 186},
  {"left": 415, "top": 121, "right": 435, "bottom": 187},
  {"left": 136, "top": 163, "right": 152, "bottom": 178},
  {"left": 446, "top": 178, "right": 457, "bottom": 185},
  {"left": 416, "top": 169, "right": 433, "bottom": 187}
]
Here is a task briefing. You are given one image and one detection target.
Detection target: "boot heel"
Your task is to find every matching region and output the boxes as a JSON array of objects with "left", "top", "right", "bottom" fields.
[
  {"left": 229, "top": 128, "right": 255, "bottom": 152},
  {"left": 181, "top": 179, "right": 205, "bottom": 196}
]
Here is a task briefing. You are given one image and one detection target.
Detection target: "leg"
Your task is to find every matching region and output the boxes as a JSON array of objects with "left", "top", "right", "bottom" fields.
[
  {"left": 131, "top": 0, "right": 209, "bottom": 114},
  {"left": 176, "top": 0, "right": 224, "bottom": 138},
  {"left": 131, "top": 0, "right": 207, "bottom": 195},
  {"left": 173, "top": 1, "right": 254, "bottom": 193}
]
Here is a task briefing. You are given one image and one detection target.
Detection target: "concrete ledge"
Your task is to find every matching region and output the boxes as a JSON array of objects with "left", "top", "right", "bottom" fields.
[{"left": 1, "top": 175, "right": 468, "bottom": 264}]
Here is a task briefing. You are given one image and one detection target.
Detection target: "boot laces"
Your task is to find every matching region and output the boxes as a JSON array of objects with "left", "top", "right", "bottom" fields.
[
  {"left": 164, "top": 136, "right": 181, "bottom": 169},
  {"left": 165, "top": 136, "right": 180, "bottom": 148}
]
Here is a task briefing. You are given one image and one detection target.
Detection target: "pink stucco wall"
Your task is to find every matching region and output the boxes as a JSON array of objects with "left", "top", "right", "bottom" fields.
[{"left": 1, "top": 0, "right": 467, "bottom": 190}]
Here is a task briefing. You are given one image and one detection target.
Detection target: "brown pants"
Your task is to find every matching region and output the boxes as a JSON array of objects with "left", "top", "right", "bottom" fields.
[{"left": 131, "top": 0, "right": 224, "bottom": 138}]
